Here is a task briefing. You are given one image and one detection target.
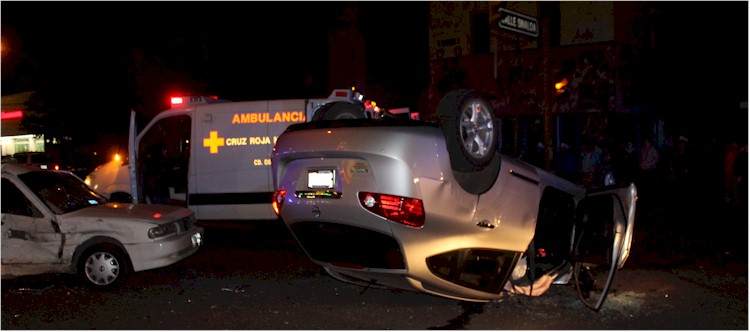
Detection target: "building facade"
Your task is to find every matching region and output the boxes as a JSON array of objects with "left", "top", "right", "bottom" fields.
[
  {"left": 1, "top": 91, "right": 45, "bottom": 157},
  {"left": 426, "top": 1, "right": 657, "bottom": 171}
]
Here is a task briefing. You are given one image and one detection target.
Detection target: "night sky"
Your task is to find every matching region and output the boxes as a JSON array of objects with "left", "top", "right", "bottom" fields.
[
  {"left": 1, "top": 1, "right": 748, "bottom": 144},
  {"left": 1, "top": 1, "right": 429, "bottom": 133}
]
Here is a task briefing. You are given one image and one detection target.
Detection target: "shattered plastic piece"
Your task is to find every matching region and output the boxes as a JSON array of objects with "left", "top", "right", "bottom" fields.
[
  {"left": 221, "top": 285, "right": 251, "bottom": 293},
  {"left": 11, "top": 285, "right": 54, "bottom": 295}
]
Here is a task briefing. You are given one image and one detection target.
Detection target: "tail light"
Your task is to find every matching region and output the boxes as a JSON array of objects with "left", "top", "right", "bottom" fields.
[
  {"left": 272, "top": 189, "right": 286, "bottom": 216},
  {"left": 358, "top": 192, "right": 424, "bottom": 228}
]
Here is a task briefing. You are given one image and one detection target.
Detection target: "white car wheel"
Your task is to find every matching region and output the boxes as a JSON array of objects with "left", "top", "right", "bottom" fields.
[{"left": 79, "top": 244, "right": 130, "bottom": 290}]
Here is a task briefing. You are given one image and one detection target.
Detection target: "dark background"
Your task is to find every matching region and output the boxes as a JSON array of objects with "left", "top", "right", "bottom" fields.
[
  {"left": 1, "top": 1, "right": 747, "bottom": 168},
  {"left": 1, "top": 1, "right": 429, "bottom": 142}
]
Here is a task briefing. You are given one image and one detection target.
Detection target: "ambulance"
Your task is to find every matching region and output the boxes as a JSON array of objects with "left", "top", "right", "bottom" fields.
[{"left": 86, "top": 88, "right": 374, "bottom": 221}]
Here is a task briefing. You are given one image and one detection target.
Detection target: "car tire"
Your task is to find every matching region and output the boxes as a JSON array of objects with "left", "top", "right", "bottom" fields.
[
  {"left": 108, "top": 192, "right": 132, "bottom": 203},
  {"left": 312, "top": 102, "right": 364, "bottom": 121},
  {"left": 437, "top": 89, "right": 498, "bottom": 173},
  {"left": 78, "top": 244, "right": 130, "bottom": 290}
]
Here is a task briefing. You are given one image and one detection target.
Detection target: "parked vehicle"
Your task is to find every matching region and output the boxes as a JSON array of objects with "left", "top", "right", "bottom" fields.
[
  {"left": 271, "top": 89, "right": 636, "bottom": 310},
  {"left": 84, "top": 154, "right": 130, "bottom": 203},
  {"left": 1, "top": 163, "right": 204, "bottom": 289},
  {"left": 13, "top": 152, "right": 59, "bottom": 171},
  {"left": 86, "top": 88, "right": 375, "bottom": 221}
]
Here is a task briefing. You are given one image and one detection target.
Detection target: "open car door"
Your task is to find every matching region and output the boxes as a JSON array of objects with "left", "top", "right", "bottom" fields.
[
  {"left": 1, "top": 178, "right": 63, "bottom": 275},
  {"left": 572, "top": 183, "right": 637, "bottom": 311}
]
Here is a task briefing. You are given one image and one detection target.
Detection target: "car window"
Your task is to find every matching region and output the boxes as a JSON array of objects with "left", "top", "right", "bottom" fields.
[
  {"left": 1, "top": 178, "right": 43, "bottom": 218},
  {"left": 18, "top": 170, "right": 107, "bottom": 214}
]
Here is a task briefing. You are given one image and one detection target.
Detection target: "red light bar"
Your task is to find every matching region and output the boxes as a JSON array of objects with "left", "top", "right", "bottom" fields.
[
  {"left": 1, "top": 110, "right": 23, "bottom": 120},
  {"left": 171, "top": 97, "right": 184, "bottom": 105},
  {"left": 335, "top": 91, "right": 348, "bottom": 97}
]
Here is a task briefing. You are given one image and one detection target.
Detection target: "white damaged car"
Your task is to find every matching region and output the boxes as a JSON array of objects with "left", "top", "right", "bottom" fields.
[
  {"left": 1, "top": 163, "right": 204, "bottom": 289},
  {"left": 272, "top": 89, "right": 636, "bottom": 311}
]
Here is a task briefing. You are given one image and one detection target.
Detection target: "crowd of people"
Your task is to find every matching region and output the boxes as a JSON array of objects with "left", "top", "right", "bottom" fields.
[
  {"left": 524, "top": 133, "right": 748, "bottom": 210},
  {"left": 524, "top": 131, "right": 748, "bottom": 262}
]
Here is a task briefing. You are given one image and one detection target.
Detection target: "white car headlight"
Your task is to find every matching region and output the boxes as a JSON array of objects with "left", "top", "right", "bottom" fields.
[{"left": 148, "top": 223, "right": 178, "bottom": 239}]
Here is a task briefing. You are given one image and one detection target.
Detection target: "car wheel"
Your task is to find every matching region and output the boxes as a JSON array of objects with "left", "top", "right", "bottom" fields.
[
  {"left": 78, "top": 244, "right": 130, "bottom": 290},
  {"left": 108, "top": 192, "right": 132, "bottom": 203},
  {"left": 312, "top": 102, "right": 364, "bottom": 121},
  {"left": 437, "top": 89, "right": 498, "bottom": 173}
]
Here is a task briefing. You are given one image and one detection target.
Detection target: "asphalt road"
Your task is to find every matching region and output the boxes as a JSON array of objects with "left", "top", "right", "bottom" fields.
[{"left": 1, "top": 218, "right": 747, "bottom": 330}]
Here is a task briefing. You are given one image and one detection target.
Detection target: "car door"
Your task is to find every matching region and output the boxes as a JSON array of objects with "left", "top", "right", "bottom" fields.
[
  {"left": 1, "top": 178, "right": 62, "bottom": 268},
  {"left": 572, "top": 183, "right": 637, "bottom": 311}
]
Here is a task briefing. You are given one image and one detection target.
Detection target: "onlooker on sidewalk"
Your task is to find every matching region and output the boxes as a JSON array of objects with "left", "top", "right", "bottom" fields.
[
  {"left": 637, "top": 138, "right": 660, "bottom": 204},
  {"left": 580, "top": 139, "right": 600, "bottom": 188},
  {"left": 552, "top": 142, "right": 577, "bottom": 182},
  {"left": 733, "top": 143, "right": 748, "bottom": 207},
  {"left": 724, "top": 142, "right": 740, "bottom": 206}
]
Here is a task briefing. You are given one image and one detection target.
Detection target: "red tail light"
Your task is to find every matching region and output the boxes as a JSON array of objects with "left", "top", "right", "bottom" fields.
[
  {"left": 272, "top": 189, "right": 286, "bottom": 216},
  {"left": 358, "top": 192, "right": 424, "bottom": 228}
]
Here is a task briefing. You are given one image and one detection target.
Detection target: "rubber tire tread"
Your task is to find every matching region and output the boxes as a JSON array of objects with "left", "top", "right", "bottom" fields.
[
  {"left": 436, "top": 89, "right": 498, "bottom": 173},
  {"left": 312, "top": 102, "right": 364, "bottom": 121}
]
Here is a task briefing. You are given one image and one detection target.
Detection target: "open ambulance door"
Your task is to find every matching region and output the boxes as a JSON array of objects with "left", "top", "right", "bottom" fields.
[
  {"left": 572, "top": 183, "right": 637, "bottom": 311},
  {"left": 128, "top": 109, "right": 139, "bottom": 204}
]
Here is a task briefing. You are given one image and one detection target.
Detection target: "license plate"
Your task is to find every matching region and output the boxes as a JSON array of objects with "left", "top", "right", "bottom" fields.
[{"left": 308, "top": 169, "right": 335, "bottom": 189}]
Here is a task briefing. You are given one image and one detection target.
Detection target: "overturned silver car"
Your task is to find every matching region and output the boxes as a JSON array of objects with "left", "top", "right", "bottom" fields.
[{"left": 271, "top": 89, "right": 636, "bottom": 310}]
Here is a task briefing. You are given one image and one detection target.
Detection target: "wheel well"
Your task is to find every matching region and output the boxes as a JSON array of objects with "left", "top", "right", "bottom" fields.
[{"left": 71, "top": 237, "right": 131, "bottom": 273}]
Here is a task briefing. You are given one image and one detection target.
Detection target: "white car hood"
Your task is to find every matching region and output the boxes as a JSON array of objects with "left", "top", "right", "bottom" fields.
[{"left": 60, "top": 203, "right": 193, "bottom": 225}]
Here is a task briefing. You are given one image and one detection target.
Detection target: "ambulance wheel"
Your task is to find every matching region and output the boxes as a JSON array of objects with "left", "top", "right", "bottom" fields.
[
  {"left": 437, "top": 89, "right": 498, "bottom": 173},
  {"left": 77, "top": 243, "right": 130, "bottom": 290},
  {"left": 312, "top": 102, "right": 364, "bottom": 121}
]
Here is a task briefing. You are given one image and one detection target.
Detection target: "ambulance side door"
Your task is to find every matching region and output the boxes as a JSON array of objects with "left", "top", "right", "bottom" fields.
[{"left": 191, "top": 102, "right": 272, "bottom": 218}]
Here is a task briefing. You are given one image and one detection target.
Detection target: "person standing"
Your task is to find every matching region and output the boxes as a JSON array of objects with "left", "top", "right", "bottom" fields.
[
  {"left": 638, "top": 138, "right": 660, "bottom": 204},
  {"left": 553, "top": 142, "right": 578, "bottom": 183},
  {"left": 639, "top": 139, "right": 659, "bottom": 174},
  {"left": 733, "top": 143, "right": 748, "bottom": 207},
  {"left": 725, "top": 142, "right": 740, "bottom": 206},
  {"left": 580, "top": 139, "right": 600, "bottom": 188},
  {"left": 144, "top": 143, "right": 171, "bottom": 205}
]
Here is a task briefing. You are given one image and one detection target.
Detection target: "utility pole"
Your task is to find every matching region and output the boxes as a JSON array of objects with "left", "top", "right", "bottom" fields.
[{"left": 541, "top": 16, "right": 554, "bottom": 171}]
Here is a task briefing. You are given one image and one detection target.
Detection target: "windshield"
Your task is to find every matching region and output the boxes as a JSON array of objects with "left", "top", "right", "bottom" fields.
[{"left": 19, "top": 170, "right": 108, "bottom": 214}]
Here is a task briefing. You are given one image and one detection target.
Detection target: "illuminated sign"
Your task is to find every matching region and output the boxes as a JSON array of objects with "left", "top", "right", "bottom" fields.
[
  {"left": 1, "top": 110, "right": 23, "bottom": 120},
  {"left": 203, "top": 130, "right": 278, "bottom": 155},
  {"left": 496, "top": 8, "right": 538, "bottom": 37},
  {"left": 232, "top": 111, "right": 305, "bottom": 124},
  {"left": 203, "top": 131, "right": 225, "bottom": 154}
]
